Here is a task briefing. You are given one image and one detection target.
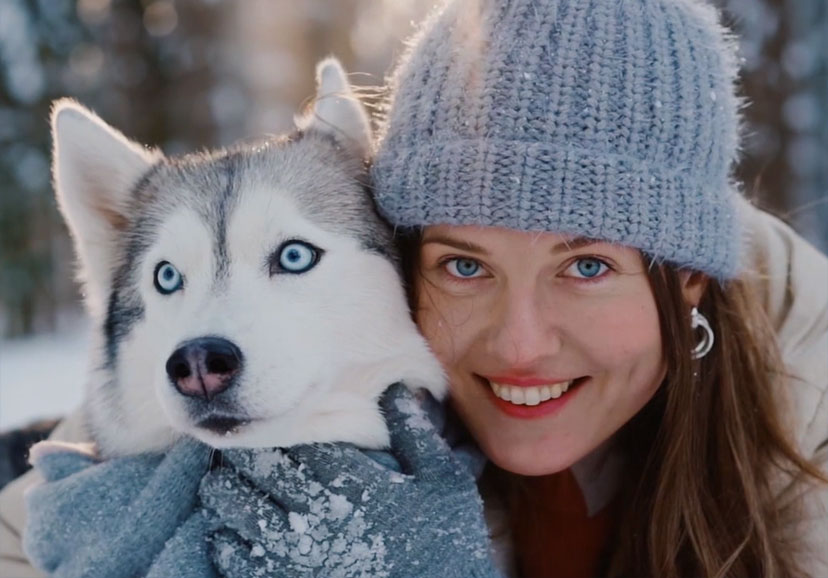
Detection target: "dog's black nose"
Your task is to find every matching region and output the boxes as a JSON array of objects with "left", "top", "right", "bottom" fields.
[{"left": 166, "top": 337, "right": 243, "bottom": 401}]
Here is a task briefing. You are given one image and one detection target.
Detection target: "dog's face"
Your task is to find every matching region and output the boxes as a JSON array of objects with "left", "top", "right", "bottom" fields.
[{"left": 52, "top": 60, "right": 444, "bottom": 456}]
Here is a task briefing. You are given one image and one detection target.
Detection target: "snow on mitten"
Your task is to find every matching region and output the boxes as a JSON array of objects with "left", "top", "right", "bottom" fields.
[{"left": 201, "top": 383, "right": 503, "bottom": 578}]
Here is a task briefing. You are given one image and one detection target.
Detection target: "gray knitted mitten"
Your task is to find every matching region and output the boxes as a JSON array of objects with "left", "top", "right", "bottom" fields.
[
  {"left": 23, "top": 438, "right": 217, "bottom": 578},
  {"left": 201, "top": 383, "right": 502, "bottom": 578}
]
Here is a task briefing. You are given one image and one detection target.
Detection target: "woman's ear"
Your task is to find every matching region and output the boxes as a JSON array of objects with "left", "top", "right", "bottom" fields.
[{"left": 679, "top": 270, "right": 709, "bottom": 307}]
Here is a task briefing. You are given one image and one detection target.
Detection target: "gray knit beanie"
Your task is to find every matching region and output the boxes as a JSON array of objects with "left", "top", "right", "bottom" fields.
[{"left": 372, "top": 0, "right": 746, "bottom": 279}]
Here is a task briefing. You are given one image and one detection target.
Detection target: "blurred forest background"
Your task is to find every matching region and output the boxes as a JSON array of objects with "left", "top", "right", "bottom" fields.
[{"left": 0, "top": 0, "right": 826, "bottom": 339}]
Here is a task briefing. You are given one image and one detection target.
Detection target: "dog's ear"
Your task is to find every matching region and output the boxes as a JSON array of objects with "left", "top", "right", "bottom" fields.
[
  {"left": 295, "top": 57, "right": 372, "bottom": 157},
  {"left": 51, "top": 99, "right": 162, "bottom": 318}
]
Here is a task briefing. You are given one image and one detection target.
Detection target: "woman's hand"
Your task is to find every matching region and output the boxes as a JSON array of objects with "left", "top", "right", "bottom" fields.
[
  {"left": 23, "top": 438, "right": 215, "bottom": 578},
  {"left": 201, "top": 383, "right": 502, "bottom": 577}
]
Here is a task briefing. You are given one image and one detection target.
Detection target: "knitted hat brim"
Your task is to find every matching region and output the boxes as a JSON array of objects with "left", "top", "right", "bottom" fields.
[{"left": 373, "top": 138, "right": 743, "bottom": 280}]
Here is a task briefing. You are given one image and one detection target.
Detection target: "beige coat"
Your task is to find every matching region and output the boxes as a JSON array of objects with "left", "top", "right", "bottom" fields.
[
  {"left": 747, "top": 207, "right": 828, "bottom": 576},
  {"left": 2, "top": 205, "right": 826, "bottom": 577}
]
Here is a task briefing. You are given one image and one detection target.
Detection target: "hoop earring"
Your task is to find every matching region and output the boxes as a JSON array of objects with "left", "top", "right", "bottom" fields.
[{"left": 691, "top": 307, "right": 714, "bottom": 360}]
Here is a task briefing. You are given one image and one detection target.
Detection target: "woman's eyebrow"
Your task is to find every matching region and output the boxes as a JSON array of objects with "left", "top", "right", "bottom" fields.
[
  {"left": 550, "top": 237, "right": 600, "bottom": 254},
  {"left": 420, "top": 236, "right": 491, "bottom": 255}
]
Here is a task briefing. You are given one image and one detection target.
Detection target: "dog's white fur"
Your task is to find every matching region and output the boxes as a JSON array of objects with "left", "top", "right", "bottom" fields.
[{"left": 51, "top": 58, "right": 445, "bottom": 457}]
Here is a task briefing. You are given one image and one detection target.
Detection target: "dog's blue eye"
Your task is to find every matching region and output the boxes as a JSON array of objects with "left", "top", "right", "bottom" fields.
[
  {"left": 274, "top": 241, "right": 321, "bottom": 275},
  {"left": 154, "top": 261, "right": 183, "bottom": 294}
]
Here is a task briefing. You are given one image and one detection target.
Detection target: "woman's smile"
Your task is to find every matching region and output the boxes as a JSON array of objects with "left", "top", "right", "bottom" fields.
[{"left": 479, "top": 374, "right": 586, "bottom": 418}]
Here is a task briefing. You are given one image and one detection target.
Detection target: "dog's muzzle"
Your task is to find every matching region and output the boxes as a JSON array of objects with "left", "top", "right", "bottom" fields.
[{"left": 166, "top": 337, "right": 243, "bottom": 401}]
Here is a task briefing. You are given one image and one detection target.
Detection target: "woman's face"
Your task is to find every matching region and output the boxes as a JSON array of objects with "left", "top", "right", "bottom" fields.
[{"left": 415, "top": 225, "right": 666, "bottom": 475}]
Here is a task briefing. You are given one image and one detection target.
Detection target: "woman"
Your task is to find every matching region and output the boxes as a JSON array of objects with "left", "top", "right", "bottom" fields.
[
  {"left": 3, "top": 0, "right": 827, "bottom": 576},
  {"left": 365, "top": 0, "right": 828, "bottom": 575}
]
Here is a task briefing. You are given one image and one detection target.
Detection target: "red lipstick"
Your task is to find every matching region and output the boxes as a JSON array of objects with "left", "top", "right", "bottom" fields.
[{"left": 481, "top": 375, "right": 586, "bottom": 419}]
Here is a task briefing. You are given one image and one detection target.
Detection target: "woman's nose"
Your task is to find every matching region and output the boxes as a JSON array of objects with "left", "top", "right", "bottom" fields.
[{"left": 486, "top": 289, "right": 562, "bottom": 367}]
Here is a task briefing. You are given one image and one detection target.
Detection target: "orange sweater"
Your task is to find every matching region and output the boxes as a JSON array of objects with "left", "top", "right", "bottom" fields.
[{"left": 508, "top": 468, "right": 619, "bottom": 578}]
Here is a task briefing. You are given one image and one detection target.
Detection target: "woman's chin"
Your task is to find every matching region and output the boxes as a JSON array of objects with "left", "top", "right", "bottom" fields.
[{"left": 479, "top": 436, "right": 582, "bottom": 476}]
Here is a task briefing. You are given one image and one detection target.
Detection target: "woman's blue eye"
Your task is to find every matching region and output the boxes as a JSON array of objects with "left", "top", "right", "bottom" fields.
[
  {"left": 274, "top": 241, "right": 320, "bottom": 274},
  {"left": 154, "top": 261, "right": 183, "bottom": 294},
  {"left": 445, "top": 258, "right": 483, "bottom": 278},
  {"left": 569, "top": 257, "right": 609, "bottom": 279}
]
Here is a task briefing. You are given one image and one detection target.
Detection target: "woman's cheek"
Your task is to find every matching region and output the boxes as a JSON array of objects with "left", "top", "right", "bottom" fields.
[
  {"left": 593, "top": 300, "right": 664, "bottom": 390},
  {"left": 587, "top": 288, "right": 659, "bottom": 344},
  {"left": 415, "top": 297, "right": 460, "bottom": 372},
  {"left": 417, "top": 286, "right": 480, "bottom": 362}
]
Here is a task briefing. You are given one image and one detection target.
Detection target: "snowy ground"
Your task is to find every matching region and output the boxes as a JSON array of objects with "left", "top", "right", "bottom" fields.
[{"left": 0, "top": 311, "right": 90, "bottom": 432}]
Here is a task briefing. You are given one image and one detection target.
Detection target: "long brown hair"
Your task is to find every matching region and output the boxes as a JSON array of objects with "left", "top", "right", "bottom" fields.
[
  {"left": 606, "top": 265, "right": 826, "bottom": 577},
  {"left": 398, "top": 232, "right": 827, "bottom": 577}
]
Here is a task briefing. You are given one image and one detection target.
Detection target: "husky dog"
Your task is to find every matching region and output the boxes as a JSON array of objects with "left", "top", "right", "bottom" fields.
[{"left": 51, "top": 59, "right": 444, "bottom": 457}]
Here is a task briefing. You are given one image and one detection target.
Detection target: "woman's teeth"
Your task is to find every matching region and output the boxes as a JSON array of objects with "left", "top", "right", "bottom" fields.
[{"left": 488, "top": 380, "right": 573, "bottom": 405}]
